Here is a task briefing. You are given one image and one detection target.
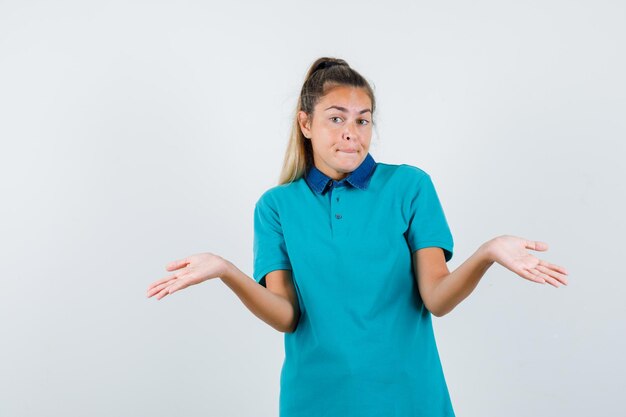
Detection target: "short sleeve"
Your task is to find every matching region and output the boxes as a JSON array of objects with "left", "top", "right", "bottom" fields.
[
  {"left": 253, "top": 193, "right": 292, "bottom": 287},
  {"left": 405, "top": 173, "right": 454, "bottom": 262}
]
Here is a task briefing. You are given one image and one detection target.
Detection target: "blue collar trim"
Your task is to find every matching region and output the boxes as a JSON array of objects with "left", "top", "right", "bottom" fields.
[{"left": 304, "top": 152, "right": 377, "bottom": 195}]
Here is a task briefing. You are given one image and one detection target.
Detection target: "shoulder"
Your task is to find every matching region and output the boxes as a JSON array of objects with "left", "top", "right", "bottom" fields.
[
  {"left": 374, "top": 162, "right": 431, "bottom": 187},
  {"left": 255, "top": 177, "right": 306, "bottom": 209}
]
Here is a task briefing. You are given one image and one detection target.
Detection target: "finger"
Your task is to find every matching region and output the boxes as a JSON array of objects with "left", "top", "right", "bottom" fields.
[
  {"left": 147, "top": 279, "right": 176, "bottom": 297},
  {"left": 540, "top": 273, "right": 560, "bottom": 288},
  {"left": 154, "top": 285, "right": 172, "bottom": 300},
  {"left": 519, "top": 267, "right": 546, "bottom": 284},
  {"left": 537, "top": 260, "right": 569, "bottom": 282},
  {"left": 536, "top": 264, "right": 568, "bottom": 286},
  {"left": 529, "top": 266, "right": 564, "bottom": 288},
  {"left": 147, "top": 274, "right": 177, "bottom": 292},
  {"left": 537, "top": 259, "right": 568, "bottom": 274},
  {"left": 526, "top": 240, "right": 549, "bottom": 252},
  {"left": 549, "top": 263, "right": 569, "bottom": 276},
  {"left": 168, "top": 279, "right": 191, "bottom": 295},
  {"left": 527, "top": 266, "right": 554, "bottom": 281},
  {"left": 166, "top": 258, "right": 190, "bottom": 271},
  {"left": 149, "top": 271, "right": 192, "bottom": 296}
]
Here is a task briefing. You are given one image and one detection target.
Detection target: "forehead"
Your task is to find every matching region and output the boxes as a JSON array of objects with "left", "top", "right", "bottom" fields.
[{"left": 317, "top": 85, "right": 371, "bottom": 109}]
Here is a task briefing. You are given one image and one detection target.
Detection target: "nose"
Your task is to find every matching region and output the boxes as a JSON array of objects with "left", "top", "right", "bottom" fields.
[{"left": 342, "top": 123, "right": 357, "bottom": 141}]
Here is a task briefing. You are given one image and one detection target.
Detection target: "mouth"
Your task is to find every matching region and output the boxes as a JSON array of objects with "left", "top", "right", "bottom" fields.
[{"left": 337, "top": 149, "right": 358, "bottom": 153}]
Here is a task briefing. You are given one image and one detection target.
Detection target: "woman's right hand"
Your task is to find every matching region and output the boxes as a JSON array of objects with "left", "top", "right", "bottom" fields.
[{"left": 146, "top": 252, "right": 229, "bottom": 300}]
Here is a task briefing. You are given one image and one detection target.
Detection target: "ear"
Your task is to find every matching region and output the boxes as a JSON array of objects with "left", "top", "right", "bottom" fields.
[{"left": 298, "top": 110, "right": 312, "bottom": 139}]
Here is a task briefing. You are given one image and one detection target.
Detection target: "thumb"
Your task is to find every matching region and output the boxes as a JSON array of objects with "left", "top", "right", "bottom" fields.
[
  {"left": 166, "top": 258, "right": 189, "bottom": 271},
  {"left": 526, "top": 240, "right": 549, "bottom": 252}
]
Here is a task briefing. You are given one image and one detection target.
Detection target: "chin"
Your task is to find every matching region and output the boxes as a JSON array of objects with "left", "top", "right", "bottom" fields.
[
  {"left": 339, "top": 160, "right": 361, "bottom": 172},
  {"left": 331, "top": 151, "right": 364, "bottom": 171}
]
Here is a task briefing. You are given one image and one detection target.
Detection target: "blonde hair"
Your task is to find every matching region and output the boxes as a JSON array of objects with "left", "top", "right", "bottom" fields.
[{"left": 278, "top": 57, "right": 377, "bottom": 185}]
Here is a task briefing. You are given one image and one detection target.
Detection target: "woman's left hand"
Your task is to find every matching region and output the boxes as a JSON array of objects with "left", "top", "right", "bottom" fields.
[{"left": 481, "top": 235, "right": 569, "bottom": 288}]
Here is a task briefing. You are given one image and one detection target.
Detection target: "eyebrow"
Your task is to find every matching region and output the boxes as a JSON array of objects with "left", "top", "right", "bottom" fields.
[{"left": 324, "top": 105, "right": 372, "bottom": 114}]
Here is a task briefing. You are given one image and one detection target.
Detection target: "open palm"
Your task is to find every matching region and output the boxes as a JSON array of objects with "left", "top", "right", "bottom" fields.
[
  {"left": 146, "top": 252, "right": 226, "bottom": 300},
  {"left": 486, "top": 235, "right": 569, "bottom": 288}
]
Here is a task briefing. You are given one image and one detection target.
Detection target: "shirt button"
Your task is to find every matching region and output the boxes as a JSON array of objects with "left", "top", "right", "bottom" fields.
[{"left": 335, "top": 214, "right": 342, "bottom": 219}]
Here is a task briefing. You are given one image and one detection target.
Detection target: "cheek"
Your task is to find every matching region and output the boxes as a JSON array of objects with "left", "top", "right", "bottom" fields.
[
  {"left": 311, "top": 139, "right": 335, "bottom": 155},
  {"left": 313, "top": 131, "right": 337, "bottom": 146}
]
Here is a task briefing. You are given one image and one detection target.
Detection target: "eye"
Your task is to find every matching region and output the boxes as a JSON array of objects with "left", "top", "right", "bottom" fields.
[
  {"left": 330, "top": 117, "right": 343, "bottom": 123},
  {"left": 359, "top": 119, "right": 370, "bottom": 125}
]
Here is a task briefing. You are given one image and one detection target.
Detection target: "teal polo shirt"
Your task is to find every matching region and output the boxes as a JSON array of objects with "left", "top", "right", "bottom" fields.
[{"left": 253, "top": 153, "right": 455, "bottom": 417}]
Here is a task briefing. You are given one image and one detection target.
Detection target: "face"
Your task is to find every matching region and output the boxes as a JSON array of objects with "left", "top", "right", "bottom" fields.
[{"left": 298, "top": 85, "right": 373, "bottom": 181}]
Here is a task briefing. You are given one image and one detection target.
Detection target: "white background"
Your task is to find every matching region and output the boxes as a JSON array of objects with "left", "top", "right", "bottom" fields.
[{"left": 1, "top": 0, "right": 624, "bottom": 416}]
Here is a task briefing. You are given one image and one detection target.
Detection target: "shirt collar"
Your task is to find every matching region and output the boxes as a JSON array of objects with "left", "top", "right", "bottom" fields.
[{"left": 304, "top": 152, "right": 377, "bottom": 195}]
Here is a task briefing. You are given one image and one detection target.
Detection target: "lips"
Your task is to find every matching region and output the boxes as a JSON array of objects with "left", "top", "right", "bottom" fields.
[{"left": 338, "top": 149, "right": 358, "bottom": 153}]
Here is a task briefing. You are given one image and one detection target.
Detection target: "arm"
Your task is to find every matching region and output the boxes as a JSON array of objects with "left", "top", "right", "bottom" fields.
[
  {"left": 220, "top": 261, "right": 300, "bottom": 333},
  {"left": 146, "top": 252, "right": 300, "bottom": 333},
  {"left": 413, "top": 246, "right": 493, "bottom": 317},
  {"left": 414, "top": 235, "right": 569, "bottom": 317}
]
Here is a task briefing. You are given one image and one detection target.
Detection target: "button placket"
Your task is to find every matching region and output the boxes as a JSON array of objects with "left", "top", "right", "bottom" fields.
[{"left": 330, "top": 185, "right": 347, "bottom": 237}]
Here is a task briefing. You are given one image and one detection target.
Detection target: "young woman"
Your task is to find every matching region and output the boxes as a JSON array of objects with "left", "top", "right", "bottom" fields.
[{"left": 147, "top": 57, "right": 569, "bottom": 416}]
